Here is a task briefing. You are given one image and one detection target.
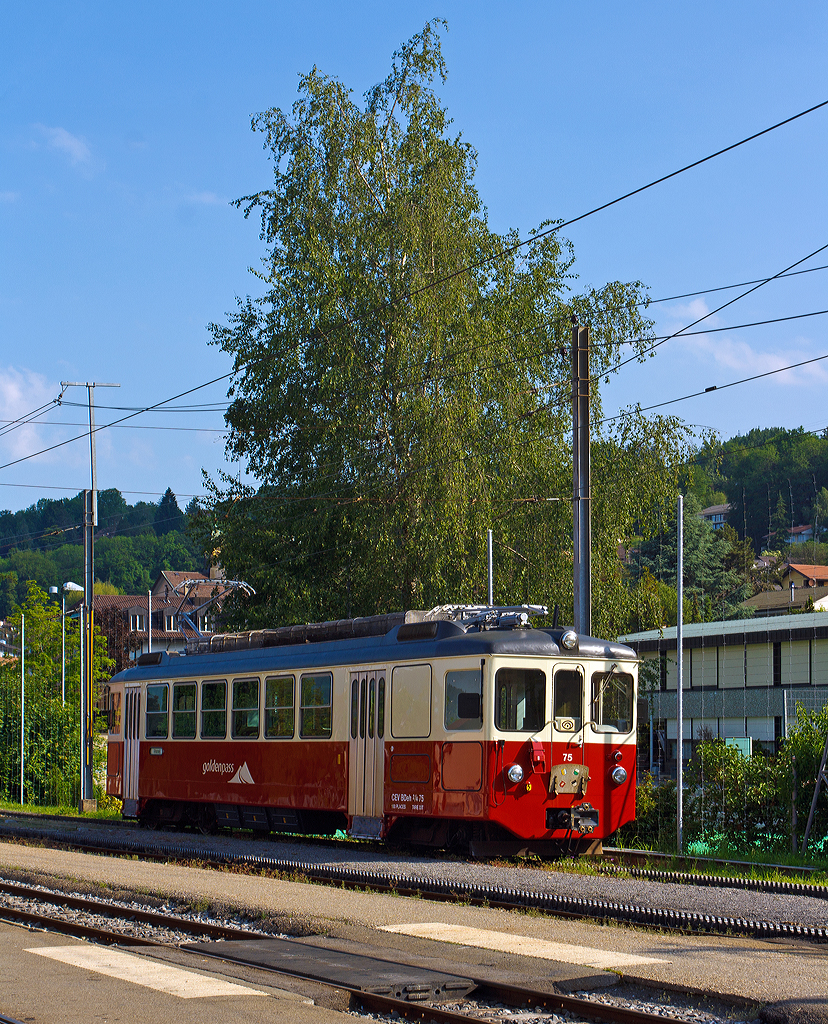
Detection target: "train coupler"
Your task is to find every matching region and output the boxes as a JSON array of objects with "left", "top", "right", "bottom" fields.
[{"left": 546, "top": 803, "right": 599, "bottom": 834}]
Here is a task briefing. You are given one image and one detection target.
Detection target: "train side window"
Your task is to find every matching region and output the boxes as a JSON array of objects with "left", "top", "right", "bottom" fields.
[
  {"left": 590, "top": 670, "right": 634, "bottom": 734},
  {"left": 553, "top": 669, "right": 583, "bottom": 732},
  {"left": 201, "top": 680, "right": 227, "bottom": 738},
  {"left": 232, "top": 678, "right": 260, "bottom": 738},
  {"left": 350, "top": 678, "right": 359, "bottom": 739},
  {"left": 377, "top": 677, "right": 385, "bottom": 738},
  {"left": 495, "top": 668, "right": 545, "bottom": 732},
  {"left": 300, "top": 672, "right": 332, "bottom": 737},
  {"left": 145, "top": 684, "right": 168, "bottom": 738},
  {"left": 445, "top": 669, "right": 483, "bottom": 731},
  {"left": 368, "top": 678, "right": 375, "bottom": 739},
  {"left": 172, "top": 682, "right": 196, "bottom": 738},
  {"left": 265, "top": 675, "right": 294, "bottom": 738},
  {"left": 108, "top": 689, "right": 122, "bottom": 735},
  {"left": 391, "top": 664, "right": 431, "bottom": 738}
]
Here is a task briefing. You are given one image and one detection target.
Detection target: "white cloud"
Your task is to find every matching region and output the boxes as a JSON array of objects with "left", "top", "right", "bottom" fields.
[
  {"left": 0, "top": 191, "right": 20, "bottom": 203},
  {"left": 0, "top": 367, "right": 59, "bottom": 462},
  {"left": 185, "top": 191, "right": 226, "bottom": 205},
  {"left": 36, "top": 124, "right": 92, "bottom": 165},
  {"left": 678, "top": 332, "right": 828, "bottom": 387}
]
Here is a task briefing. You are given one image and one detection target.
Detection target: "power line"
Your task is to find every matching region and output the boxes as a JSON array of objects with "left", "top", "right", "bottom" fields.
[
  {"left": 0, "top": 418, "right": 227, "bottom": 434},
  {"left": 601, "top": 350, "right": 828, "bottom": 423},
  {"left": 405, "top": 99, "right": 828, "bottom": 300},
  {"left": 647, "top": 263, "right": 828, "bottom": 307},
  {"left": 594, "top": 241, "right": 828, "bottom": 381}
]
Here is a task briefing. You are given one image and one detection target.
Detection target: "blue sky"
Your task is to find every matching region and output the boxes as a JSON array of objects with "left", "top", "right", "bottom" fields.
[{"left": 2, "top": 2, "right": 827, "bottom": 513}]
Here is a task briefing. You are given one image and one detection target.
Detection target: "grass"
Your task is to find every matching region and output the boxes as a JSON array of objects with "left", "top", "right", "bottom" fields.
[{"left": 0, "top": 798, "right": 122, "bottom": 820}]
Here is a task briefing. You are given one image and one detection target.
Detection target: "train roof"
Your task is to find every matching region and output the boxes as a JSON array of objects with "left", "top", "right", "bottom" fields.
[{"left": 109, "top": 623, "right": 637, "bottom": 685}]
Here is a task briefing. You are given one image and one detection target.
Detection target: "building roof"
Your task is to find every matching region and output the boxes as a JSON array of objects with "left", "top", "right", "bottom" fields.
[
  {"left": 700, "top": 504, "right": 731, "bottom": 517},
  {"left": 152, "top": 570, "right": 214, "bottom": 598},
  {"left": 622, "top": 608, "right": 828, "bottom": 650},
  {"left": 742, "top": 586, "right": 828, "bottom": 616},
  {"left": 784, "top": 563, "right": 828, "bottom": 584}
]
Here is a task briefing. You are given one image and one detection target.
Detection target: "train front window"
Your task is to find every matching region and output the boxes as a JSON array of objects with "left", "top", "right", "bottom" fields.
[
  {"left": 445, "top": 669, "right": 482, "bottom": 731},
  {"left": 495, "top": 668, "right": 545, "bottom": 732},
  {"left": 201, "top": 680, "right": 227, "bottom": 738},
  {"left": 145, "top": 684, "right": 168, "bottom": 738},
  {"left": 590, "top": 670, "right": 634, "bottom": 734},
  {"left": 232, "top": 678, "right": 260, "bottom": 738},
  {"left": 172, "top": 683, "right": 196, "bottom": 738},
  {"left": 553, "top": 669, "right": 583, "bottom": 732}
]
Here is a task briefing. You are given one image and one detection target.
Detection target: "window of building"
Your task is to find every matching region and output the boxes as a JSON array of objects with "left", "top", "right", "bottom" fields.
[
  {"left": 445, "top": 669, "right": 483, "bottom": 731},
  {"left": 590, "top": 670, "right": 634, "bottom": 733},
  {"left": 165, "top": 614, "right": 176, "bottom": 632},
  {"left": 659, "top": 650, "right": 667, "bottom": 691},
  {"left": 130, "top": 613, "right": 145, "bottom": 632},
  {"left": 495, "top": 667, "right": 545, "bottom": 732},
  {"left": 553, "top": 668, "right": 583, "bottom": 731},
  {"left": 232, "top": 678, "right": 259, "bottom": 738},
  {"left": 300, "top": 672, "right": 332, "bottom": 737},
  {"left": 145, "top": 684, "right": 168, "bottom": 738},
  {"left": 265, "top": 675, "right": 294, "bottom": 738},
  {"left": 201, "top": 680, "right": 227, "bottom": 738},
  {"left": 773, "top": 642, "right": 782, "bottom": 686}
]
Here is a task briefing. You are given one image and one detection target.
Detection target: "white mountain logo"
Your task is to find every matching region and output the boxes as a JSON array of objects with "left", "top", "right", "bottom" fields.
[{"left": 229, "top": 762, "right": 255, "bottom": 784}]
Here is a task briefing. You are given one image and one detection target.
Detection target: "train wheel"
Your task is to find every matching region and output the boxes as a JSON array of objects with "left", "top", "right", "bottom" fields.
[
  {"left": 198, "top": 804, "right": 218, "bottom": 835},
  {"left": 139, "top": 803, "right": 160, "bottom": 831}
]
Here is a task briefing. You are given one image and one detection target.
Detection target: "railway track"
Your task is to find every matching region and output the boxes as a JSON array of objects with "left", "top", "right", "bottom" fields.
[
  {"left": 1, "top": 811, "right": 826, "bottom": 943},
  {"left": 0, "top": 877, "right": 750, "bottom": 1024}
]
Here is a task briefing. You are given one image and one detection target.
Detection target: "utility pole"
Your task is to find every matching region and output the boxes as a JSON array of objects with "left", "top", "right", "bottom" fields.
[
  {"left": 676, "top": 494, "right": 684, "bottom": 853},
  {"left": 60, "top": 381, "right": 120, "bottom": 811},
  {"left": 572, "top": 318, "right": 591, "bottom": 636}
]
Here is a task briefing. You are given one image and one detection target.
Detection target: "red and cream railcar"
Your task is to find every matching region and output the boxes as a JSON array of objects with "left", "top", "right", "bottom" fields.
[{"left": 105, "top": 610, "right": 638, "bottom": 854}]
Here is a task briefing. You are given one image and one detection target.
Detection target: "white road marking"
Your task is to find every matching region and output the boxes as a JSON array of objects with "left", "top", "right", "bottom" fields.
[
  {"left": 380, "top": 923, "right": 669, "bottom": 969},
  {"left": 27, "top": 945, "right": 268, "bottom": 999}
]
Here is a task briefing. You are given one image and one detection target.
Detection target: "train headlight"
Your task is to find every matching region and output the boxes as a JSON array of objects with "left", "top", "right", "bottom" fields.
[
  {"left": 560, "top": 629, "right": 578, "bottom": 650},
  {"left": 611, "top": 765, "right": 628, "bottom": 785},
  {"left": 506, "top": 764, "right": 524, "bottom": 784}
]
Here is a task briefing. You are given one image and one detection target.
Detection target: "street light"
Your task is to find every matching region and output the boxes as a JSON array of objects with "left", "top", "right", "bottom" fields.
[{"left": 61, "top": 582, "right": 83, "bottom": 705}]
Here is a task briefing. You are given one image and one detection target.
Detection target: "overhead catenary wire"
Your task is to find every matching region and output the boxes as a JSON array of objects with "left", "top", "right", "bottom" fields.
[
  {"left": 601, "top": 350, "right": 828, "bottom": 424},
  {"left": 404, "top": 98, "right": 828, "bottom": 301}
]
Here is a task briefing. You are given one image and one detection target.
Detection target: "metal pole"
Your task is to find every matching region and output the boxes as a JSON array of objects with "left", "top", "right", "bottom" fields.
[
  {"left": 487, "top": 530, "right": 493, "bottom": 606},
  {"left": 20, "top": 614, "right": 24, "bottom": 806},
  {"left": 60, "top": 381, "right": 118, "bottom": 812},
  {"left": 78, "top": 604, "right": 84, "bottom": 805},
  {"left": 81, "top": 489, "right": 95, "bottom": 809},
  {"left": 148, "top": 591, "right": 152, "bottom": 652},
  {"left": 676, "top": 494, "right": 684, "bottom": 853},
  {"left": 61, "top": 593, "right": 66, "bottom": 704},
  {"left": 572, "top": 319, "right": 591, "bottom": 636}
]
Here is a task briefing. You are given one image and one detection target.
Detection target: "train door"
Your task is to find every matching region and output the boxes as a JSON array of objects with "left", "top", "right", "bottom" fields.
[
  {"left": 122, "top": 685, "right": 141, "bottom": 817},
  {"left": 348, "top": 667, "right": 386, "bottom": 838}
]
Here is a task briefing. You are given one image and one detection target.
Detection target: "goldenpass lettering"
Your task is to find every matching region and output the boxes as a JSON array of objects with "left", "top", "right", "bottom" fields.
[{"left": 203, "top": 759, "right": 235, "bottom": 775}]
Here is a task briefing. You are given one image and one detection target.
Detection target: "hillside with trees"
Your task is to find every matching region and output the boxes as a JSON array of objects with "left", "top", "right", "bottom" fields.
[{"left": 0, "top": 487, "right": 204, "bottom": 616}]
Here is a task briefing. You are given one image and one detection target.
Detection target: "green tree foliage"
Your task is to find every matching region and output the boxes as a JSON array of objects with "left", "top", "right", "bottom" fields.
[
  {"left": 691, "top": 427, "right": 828, "bottom": 554},
  {"left": 0, "top": 582, "right": 113, "bottom": 806},
  {"left": 204, "top": 22, "right": 695, "bottom": 633},
  {"left": 154, "top": 488, "right": 184, "bottom": 536},
  {"left": 0, "top": 488, "right": 205, "bottom": 605},
  {"left": 633, "top": 494, "right": 752, "bottom": 622}
]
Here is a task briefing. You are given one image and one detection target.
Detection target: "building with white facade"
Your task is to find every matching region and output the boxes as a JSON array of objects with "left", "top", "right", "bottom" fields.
[{"left": 622, "top": 611, "right": 828, "bottom": 774}]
